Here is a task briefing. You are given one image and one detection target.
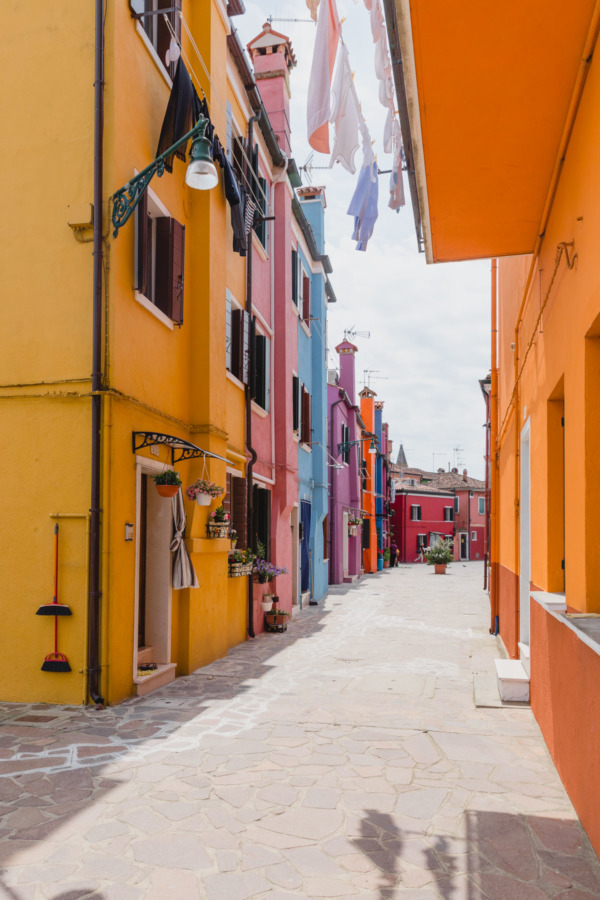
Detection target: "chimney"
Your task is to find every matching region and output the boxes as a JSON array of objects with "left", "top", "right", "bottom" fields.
[
  {"left": 335, "top": 340, "right": 358, "bottom": 405},
  {"left": 247, "top": 24, "right": 296, "bottom": 155},
  {"left": 462, "top": 468, "right": 468, "bottom": 482}
]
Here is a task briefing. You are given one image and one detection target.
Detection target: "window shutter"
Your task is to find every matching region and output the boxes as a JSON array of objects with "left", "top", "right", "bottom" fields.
[
  {"left": 253, "top": 487, "right": 271, "bottom": 558},
  {"left": 253, "top": 333, "right": 265, "bottom": 407},
  {"left": 225, "top": 293, "right": 232, "bottom": 370},
  {"left": 154, "top": 216, "right": 171, "bottom": 317},
  {"left": 170, "top": 218, "right": 185, "bottom": 325},
  {"left": 302, "top": 274, "right": 311, "bottom": 321},
  {"left": 292, "top": 249, "right": 298, "bottom": 305},
  {"left": 135, "top": 190, "right": 148, "bottom": 296},
  {"left": 232, "top": 477, "right": 247, "bottom": 548},
  {"left": 292, "top": 375, "right": 299, "bottom": 431},
  {"left": 323, "top": 514, "right": 329, "bottom": 560},
  {"left": 231, "top": 308, "right": 243, "bottom": 380},
  {"left": 301, "top": 388, "right": 311, "bottom": 444},
  {"left": 242, "top": 310, "right": 250, "bottom": 385}
]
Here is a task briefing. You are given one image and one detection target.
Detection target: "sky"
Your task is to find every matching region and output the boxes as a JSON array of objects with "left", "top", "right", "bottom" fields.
[{"left": 238, "top": 0, "right": 490, "bottom": 479}]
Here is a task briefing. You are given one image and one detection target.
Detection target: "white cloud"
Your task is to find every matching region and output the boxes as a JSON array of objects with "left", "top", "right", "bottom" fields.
[{"left": 239, "top": 0, "right": 491, "bottom": 478}]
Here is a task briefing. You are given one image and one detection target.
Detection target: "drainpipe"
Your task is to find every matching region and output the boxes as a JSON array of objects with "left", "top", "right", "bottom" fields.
[
  {"left": 245, "top": 112, "right": 260, "bottom": 639},
  {"left": 490, "top": 259, "right": 500, "bottom": 635},
  {"left": 88, "top": 0, "right": 105, "bottom": 707},
  {"left": 329, "top": 393, "right": 345, "bottom": 583}
]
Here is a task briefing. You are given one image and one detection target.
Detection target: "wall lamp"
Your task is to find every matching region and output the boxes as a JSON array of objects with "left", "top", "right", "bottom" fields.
[
  {"left": 338, "top": 438, "right": 377, "bottom": 455},
  {"left": 111, "top": 116, "right": 217, "bottom": 238}
]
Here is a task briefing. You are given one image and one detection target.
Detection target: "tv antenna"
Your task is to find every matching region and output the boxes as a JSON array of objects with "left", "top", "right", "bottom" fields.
[
  {"left": 452, "top": 446, "right": 465, "bottom": 469},
  {"left": 344, "top": 326, "right": 371, "bottom": 341},
  {"left": 363, "top": 369, "right": 388, "bottom": 388}
]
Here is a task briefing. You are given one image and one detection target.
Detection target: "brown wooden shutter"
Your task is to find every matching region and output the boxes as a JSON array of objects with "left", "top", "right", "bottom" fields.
[
  {"left": 302, "top": 274, "right": 311, "bottom": 321},
  {"left": 292, "top": 375, "right": 300, "bottom": 432},
  {"left": 135, "top": 190, "right": 148, "bottom": 296},
  {"left": 291, "top": 249, "right": 298, "bottom": 305},
  {"left": 231, "top": 308, "right": 243, "bottom": 380},
  {"left": 232, "top": 477, "right": 247, "bottom": 547},
  {"left": 170, "top": 219, "right": 185, "bottom": 325},
  {"left": 242, "top": 311, "right": 250, "bottom": 385},
  {"left": 323, "top": 514, "right": 329, "bottom": 560},
  {"left": 155, "top": 217, "right": 171, "bottom": 317},
  {"left": 301, "top": 388, "right": 311, "bottom": 444}
]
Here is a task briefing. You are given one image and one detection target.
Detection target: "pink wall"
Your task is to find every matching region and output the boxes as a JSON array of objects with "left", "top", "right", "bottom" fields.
[{"left": 392, "top": 493, "right": 455, "bottom": 563}]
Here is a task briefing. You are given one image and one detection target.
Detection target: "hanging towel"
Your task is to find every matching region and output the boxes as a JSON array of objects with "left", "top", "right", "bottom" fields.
[
  {"left": 389, "top": 118, "right": 406, "bottom": 211},
  {"left": 307, "top": 0, "right": 341, "bottom": 153},
  {"left": 329, "top": 44, "right": 360, "bottom": 174},
  {"left": 358, "top": 110, "right": 375, "bottom": 170},
  {"left": 347, "top": 161, "right": 379, "bottom": 251},
  {"left": 156, "top": 59, "right": 202, "bottom": 172}
]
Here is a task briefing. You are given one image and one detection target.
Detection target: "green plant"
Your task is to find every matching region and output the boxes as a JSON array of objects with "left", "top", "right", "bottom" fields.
[
  {"left": 267, "top": 608, "right": 290, "bottom": 618},
  {"left": 229, "top": 548, "right": 256, "bottom": 565},
  {"left": 153, "top": 470, "right": 182, "bottom": 486},
  {"left": 186, "top": 479, "right": 224, "bottom": 500},
  {"left": 255, "top": 538, "right": 267, "bottom": 559},
  {"left": 383, "top": 547, "right": 391, "bottom": 562},
  {"left": 425, "top": 540, "right": 454, "bottom": 565}
]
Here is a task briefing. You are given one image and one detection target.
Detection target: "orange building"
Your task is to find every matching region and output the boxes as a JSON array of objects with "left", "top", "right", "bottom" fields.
[
  {"left": 359, "top": 388, "right": 378, "bottom": 573},
  {"left": 384, "top": 0, "right": 600, "bottom": 857}
]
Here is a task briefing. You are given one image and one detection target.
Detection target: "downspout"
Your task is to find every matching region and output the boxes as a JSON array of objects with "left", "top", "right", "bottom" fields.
[
  {"left": 329, "top": 393, "right": 345, "bottom": 582},
  {"left": 246, "top": 112, "right": 260, "bottom": 639},
  {"left": 490, "top": 259, "right": 500, "bottom": 636},
  {"left": 88, "top": 0, "right": 105, "bottom": 707},
  {"left": 467, "top": 482, "right": 471, "bottom": 561},
  {"left": 271, "top": 154, "right": 289, "bottom": 488}
]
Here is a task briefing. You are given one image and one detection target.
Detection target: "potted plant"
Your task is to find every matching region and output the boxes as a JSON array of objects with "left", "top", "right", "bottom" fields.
[
  {"left": 348, "top": 516, "right": 362, "bottom": 537},
  {"left": 186, "top": 478, "right": 224, "bottom": 507},
  {"left": 265, "top": 607, "right": 290, "bottom": 632},
  {"left": 228, "top": 548, "right": 256, "bottom": 577},
  {"left": 152, "top": 470, "right": 182, "bottom": 498},
  {"left": 230, "top": 529, "right": 237, "bottom": 549},
  {"left": 383, "top": 547, "right": 391, "bottom": 568},
  {"left": 425, "top": 539, "right": 454, "bottom": 574},
  {"left": 207, "top": 505, "right": 230, "bottom": 538}
]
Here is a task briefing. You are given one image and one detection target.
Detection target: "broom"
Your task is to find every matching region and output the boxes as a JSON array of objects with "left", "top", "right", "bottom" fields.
[{"left": 39, "top": 524, "right": 72, "bottom": 672}]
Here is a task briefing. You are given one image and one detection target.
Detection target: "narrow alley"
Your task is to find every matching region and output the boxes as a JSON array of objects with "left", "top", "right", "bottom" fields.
[{"left": 1, "top": 565, "right": 598, "bottom": 899}]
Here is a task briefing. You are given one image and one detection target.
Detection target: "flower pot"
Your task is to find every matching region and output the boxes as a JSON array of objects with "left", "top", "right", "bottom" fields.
[
  {"left": 261, "top": 599, "right": 274, "bottom": 613},
  {"left": 156, "top": 484, "right": 179, "bottom": 498},
  {"left": 349, "top": 525, "right": 357, "bottom": 537},
  {"left": 265, "top": 612, "right": 288, "bottom": 632},
  {"left": 383, "top": 560, "right": 389, "bottom": 568},
  {"left": 196, "top": 493, "right": 211, "bottom": 506},
  {"left": 434, "top": 564, "right": 447, "bottom": 575},
  {"left": 207, "top": 523, "right": 230, "bottom": 538}
]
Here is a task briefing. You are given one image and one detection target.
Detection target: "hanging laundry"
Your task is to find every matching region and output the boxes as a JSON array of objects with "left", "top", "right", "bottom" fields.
[
  {"left": 358, "top": 109, "right": 375, "bottom": 170},
  {"left": 306, "top": 0, "right": 320, "bottom": 21},
  {"left": 212, "top": 136, "right": 247, "bottom": 256},
  {"left": 347, "top": 161, "right": 379, "bottom": 251},
  {"left": 307, "top": 0, "right": 341, "bottom": 153},
  {"left": 383, "top": 106, "right": 393, "bottom": 154},
  {"left": 370, "top": 0, "right": 385, "bottom": 42},
  {"left": 389, "top": 118, "right": 405, "bottom": 211},
  {"left": 329, "top": 44, "right": 360, "bottom": 174},
  {"left": 156, "top": 59, "right": 202, "bottom": 172}
]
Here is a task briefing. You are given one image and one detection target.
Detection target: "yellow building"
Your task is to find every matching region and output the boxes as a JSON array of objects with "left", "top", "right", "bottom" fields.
[{"left": 0, "top": 0, "right": 265, "bottom": 705}]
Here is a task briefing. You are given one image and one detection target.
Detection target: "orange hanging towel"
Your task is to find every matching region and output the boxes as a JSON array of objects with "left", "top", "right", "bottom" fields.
[{"left": 307, "top": 0, "right": 341, "bottom": 154}]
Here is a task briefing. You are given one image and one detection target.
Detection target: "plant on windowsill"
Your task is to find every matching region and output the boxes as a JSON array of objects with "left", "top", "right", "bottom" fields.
[
  {"left": 185, "top": 479, "right": 224, "bottom": 507},
  {"left": 206, "top": 505, "right": 230, "bottom": 539},
  {"left": 228, "top": 548, "right": 256, "bottom": 577},
  {"left": 153, "top": 470, "right": 182, "bottom": 498},
  {"left": 265, "top": 607, "right": 290, "bottom": 632},
  {"left": 424, "top": 539, "right": 454, "bottom": 574}
]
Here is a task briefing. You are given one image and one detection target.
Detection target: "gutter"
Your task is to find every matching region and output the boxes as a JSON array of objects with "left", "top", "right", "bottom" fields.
[
  {"left": 381, "top": 0, "right": 424, "bottom": 253},
  {"left": 88, "top": 0, "right": 105, "bottom": 707}
]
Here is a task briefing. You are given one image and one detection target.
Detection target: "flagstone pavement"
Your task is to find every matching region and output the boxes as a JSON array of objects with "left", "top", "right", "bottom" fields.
[{"left": 0, "top": 562, "right": 599, "bottom": 899}]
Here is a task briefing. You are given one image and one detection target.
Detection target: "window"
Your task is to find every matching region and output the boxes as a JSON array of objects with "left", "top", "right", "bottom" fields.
[
  {"left": 362, "top": 519, "right": 370, "bottom": 549},
  {"left": 253, "top": 485, "right": 271, "bottom": 555},
  {"left": 341, "top": 424, "right": 350, "bottom": 464},
  {"left": 226, "top": 473, "right": 247, "bottom": 548},
  {"left": 302, "top": 271, "right": 311, "bottom": 322},
  {"left": 292, "top": 375, "right": 301, "bottom": 433},
  {"left": 292, "top": 248, "right": 299, "bottom": 306},
  {"left": 252, "top": 329, "right": 271, "bottom": 411},
  {"left": 135, "top": 191, "right": 185, "bottom": 324},
  {"left": 361, "top": 458, "right": 368, "bottom": 491},
  {"left": 132, "top": 0, "right": 182, "bottom": 79},
  {"left": 300, "top": 386, "right": 312, "bottom": 445},
  {"left": 410, "top": 505, "right": 422, "bottom": 521},
  {"left": 454, "top": 495, "right": 459, "bottom": 514},
  {"left": 443, "top": 507, "right": 453, "bottom": 522},
  {"left": 322, "top": 514, "right": 329, "bottom": 560},
  {"left": 471, "top": 531, "right": 477, "bottom": 542},
  {"left": 227, "top": 303, "right": 250, "bottom": 384},
  {"left": 478, "top": 496, "right": 485, "bottom": 515}
]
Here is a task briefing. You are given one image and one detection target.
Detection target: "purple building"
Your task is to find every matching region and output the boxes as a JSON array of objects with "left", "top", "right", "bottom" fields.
[{"left": 327, "top": 341, "right": 363, "bottom": 584}]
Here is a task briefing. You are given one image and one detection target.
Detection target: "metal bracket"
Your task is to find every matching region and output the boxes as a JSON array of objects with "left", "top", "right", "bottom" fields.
[{"left": 132, "top": 431, "right": 228, "bottom": 465}]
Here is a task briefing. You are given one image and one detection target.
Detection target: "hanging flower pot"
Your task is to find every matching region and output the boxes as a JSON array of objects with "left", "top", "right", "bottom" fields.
[
  {"left": 196, "top": 493, "right": 211, "bottom": 506},
  {"left": 186, "top": 478, "right": 224, "bottom": 505},
  {"left": 261, "top": 596, "right": 275, "bottom": 613},
  {"left": 152, "top": 471, "right": 182, "bottom": 498}
]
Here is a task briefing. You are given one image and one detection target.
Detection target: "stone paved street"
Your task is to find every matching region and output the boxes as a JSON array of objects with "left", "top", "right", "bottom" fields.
[{"left": 0, "top": 563, "right": 599, "bottom": 899}]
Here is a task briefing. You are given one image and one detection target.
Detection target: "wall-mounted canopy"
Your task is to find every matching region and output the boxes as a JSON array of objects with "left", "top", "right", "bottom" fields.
[{"left": 132, "top": 432, "right": 229, "bottom": 466}]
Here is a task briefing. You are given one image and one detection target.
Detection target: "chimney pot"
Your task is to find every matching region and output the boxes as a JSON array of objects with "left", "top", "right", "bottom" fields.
[{"left": 462, "top": 469, "right": 468, "bottom": 482}]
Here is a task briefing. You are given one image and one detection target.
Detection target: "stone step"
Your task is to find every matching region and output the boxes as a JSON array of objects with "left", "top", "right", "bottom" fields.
[
  {"left": 134, "top": 663, "right": 177, "bottom": 697},
  {"left": 494, "top": 658, "right": 530, "bottom": 702},
  {"left": 343, "top": 574, "right": 360, "bottom": 583},
  {"left": 519, "top": 641, "right": 531, "bottom": 677}
]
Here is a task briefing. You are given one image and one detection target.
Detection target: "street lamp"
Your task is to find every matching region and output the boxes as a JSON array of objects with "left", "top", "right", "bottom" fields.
[
  {"left": 111, "top": 116, "right": 218, "bottom": 238},
  {"left": 337, "top": 437, "right": 378, "bottom": 455}
]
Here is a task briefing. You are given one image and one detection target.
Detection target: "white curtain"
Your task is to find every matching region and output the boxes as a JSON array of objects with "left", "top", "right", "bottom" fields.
[{"left": 170, "top": 489, "right": 199, "bottom": 589}]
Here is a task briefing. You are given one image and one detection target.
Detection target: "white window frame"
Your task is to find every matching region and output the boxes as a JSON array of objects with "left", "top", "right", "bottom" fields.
[
  {"left": 471, "top": 531, "right": 477, "bottom": 542},
  {"left": 410, "top": 504, "right": 421, "bottom": 521},
  {"left": 478, "top": 496, "right": 485, "bottom": 515}
]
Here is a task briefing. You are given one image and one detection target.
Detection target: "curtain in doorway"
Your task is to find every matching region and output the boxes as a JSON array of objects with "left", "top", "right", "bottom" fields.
[
  {"left": 170, "top": 489, "right": 199, "bottom": 589},
  {"left": 301, "top": 500, "right": 312, "bottom": 593}
]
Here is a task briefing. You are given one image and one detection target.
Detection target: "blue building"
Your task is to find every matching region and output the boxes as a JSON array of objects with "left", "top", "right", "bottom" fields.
[
  {"left": 374, "top": 402, "right": 385, "bottom": 570},
  {"left": 294, "top": 186, "right": 335, "bottom": 604}
]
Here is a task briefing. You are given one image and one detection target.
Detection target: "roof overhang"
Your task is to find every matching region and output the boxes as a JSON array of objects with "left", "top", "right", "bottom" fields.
[{"left": 388, "top": 0, "right": 600, "bottom": 263}]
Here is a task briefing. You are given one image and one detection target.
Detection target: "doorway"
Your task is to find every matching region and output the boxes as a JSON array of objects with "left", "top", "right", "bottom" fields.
[
  {"left": 460, "top": 533, "right": 468, "bottom": 560},
  {"left": 519, "top": 419, "right": 531, "bottom": 648},
  {"left": 342, "top": 510, "right": 349, "bottom": 577},
  {"left": 291, "top": 505, "right": 299, "bottom": 606}
]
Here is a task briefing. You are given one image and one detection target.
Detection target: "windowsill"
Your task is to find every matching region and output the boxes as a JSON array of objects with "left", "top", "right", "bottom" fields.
[
  {"left": 134, "top": 22, "right": 173, "bottom": 89},
  {"left": 290, "top": 301, "right": 300, "bottom": 317},
  {"left": 135, "top": 292, "right": 174, "bottom": 330},
  {"left": 292, "top": 433, "right": 300, "bottom": 443},
  {"left": 226, "top": 371, "right": 245, "bottom": 391},
  {"left": 251, "top": 401, "right": 269, "bottom": 418},
  {"left": 300, "top": 442, "right": 312, "bottom": 453},
  {"left": 299, "top": 318, "right": 311, "bottom": 338}
]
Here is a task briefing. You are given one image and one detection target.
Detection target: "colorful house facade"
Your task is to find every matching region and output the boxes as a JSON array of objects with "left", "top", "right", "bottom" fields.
[
  {"left": 429, "top": 470, "right": 486, "bottom": 561},
  {"left": 391, "top": 486, "right": 455, "bottom": 564},
  {"left": 327, "top": 341, "right": 363, "bottom": 585},
  {"left": 385, "top": 0, "right": 600, "bottom": 856}
]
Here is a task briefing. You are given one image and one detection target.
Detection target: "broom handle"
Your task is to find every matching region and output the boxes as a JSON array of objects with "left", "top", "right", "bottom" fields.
[{"left": 54, "top": 524, "right": 59, "bottom": 652}]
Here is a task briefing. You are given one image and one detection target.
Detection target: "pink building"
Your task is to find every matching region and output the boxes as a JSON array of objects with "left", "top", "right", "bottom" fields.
[
  {"left": 429, "top": 469, "right": 486, "bottom": 561},
  {"left": 391, "top": 485, "right": 455, "bottom": 564}
]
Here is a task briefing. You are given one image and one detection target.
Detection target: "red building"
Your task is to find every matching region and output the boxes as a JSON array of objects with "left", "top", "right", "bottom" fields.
[
  {"left": 392, "top": 484, "right": 455, "bottom": 563},
  {"left": 428, "top": 470, "right": 486, "bottom": 561}
]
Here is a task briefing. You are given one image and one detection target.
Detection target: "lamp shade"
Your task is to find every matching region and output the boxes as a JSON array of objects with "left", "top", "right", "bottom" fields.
[
  {"left": 368, "top": 440, "right": 377, "bottom": 454},
  {"left": 185, "top": 135, "right": 218, "bottom": 190}
]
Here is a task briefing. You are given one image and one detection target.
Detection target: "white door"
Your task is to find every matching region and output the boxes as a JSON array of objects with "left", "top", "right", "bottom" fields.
[
  {"left": 519, "top": 419, "right": 531, "bottom": 648},
  {"left": 342, "top": 511, "right": 349, "bottom": 576}
]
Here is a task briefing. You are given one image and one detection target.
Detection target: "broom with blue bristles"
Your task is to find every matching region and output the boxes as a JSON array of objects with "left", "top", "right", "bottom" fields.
[{"left": 37, "top": 524, "right": 71, "bottom": 672}]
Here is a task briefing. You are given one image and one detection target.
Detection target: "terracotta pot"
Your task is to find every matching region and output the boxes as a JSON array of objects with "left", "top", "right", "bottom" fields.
[
  {"left": 434, "top": 564, "right": 447, "bottom": 575},
  {"left": 383, "top": 560, "right": 389, "bottom": 568},
  {"left": 156, "top": 484, "right": 179, "bottom": 498}
]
